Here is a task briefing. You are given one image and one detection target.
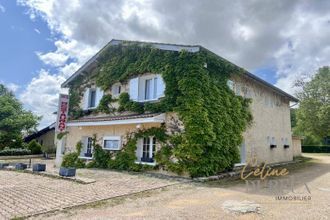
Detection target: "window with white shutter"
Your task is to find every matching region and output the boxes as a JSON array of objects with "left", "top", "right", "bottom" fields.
[
  {"left": 83, "top": 88, "right": 90, "bottom": 110},
  {"left": 129, "top": 74, "right": 165, "bottom": 102},
  {"left": 82, "top": 87, "right": 103, "bottom": 110},
  {"left": 227, "top": 80, "right": 234, "bottom": 91},
  {"left": 95, "top": 87, "right": 104, "bottom": 107},
  {"left": 111, "top": 84, "right": 121, "bottom": 97},
  {"left": 156, "top": 76, "right": 165, "bottom": 98},
  {"left": 129, "top": 77, "right": 139, "bottom": 101}
]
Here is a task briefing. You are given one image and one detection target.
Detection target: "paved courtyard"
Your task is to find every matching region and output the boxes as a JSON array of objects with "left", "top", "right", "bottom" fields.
[{"left": 0, "top": 166, "right": 180, "bottom": 219}]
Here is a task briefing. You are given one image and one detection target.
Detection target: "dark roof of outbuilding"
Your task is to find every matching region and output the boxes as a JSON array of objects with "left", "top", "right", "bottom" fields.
[{"left": 24, "top": 122, "right": 56, "bottom": 142}]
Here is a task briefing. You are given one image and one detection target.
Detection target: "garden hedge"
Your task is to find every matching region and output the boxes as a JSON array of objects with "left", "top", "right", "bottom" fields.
[
  {"left": 302, "top": 145, "right": 330, "bottom": 153},
  {"left": 0, "top": 148, "right": 32, "bottom": 156}
]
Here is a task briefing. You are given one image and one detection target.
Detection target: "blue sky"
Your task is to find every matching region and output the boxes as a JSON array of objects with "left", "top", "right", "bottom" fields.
[
  {"left": 0, "top": 0, "right": 57, "bottom": 93},
  {"left": 1, "top": 1, "right": 329, "bottom": 128},
  {"left": 0, "top": 0, "right": 277, "bottom": 90}
]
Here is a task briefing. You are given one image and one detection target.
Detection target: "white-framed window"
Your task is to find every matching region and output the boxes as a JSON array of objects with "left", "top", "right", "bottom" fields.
[
  {"left": 89, "top": 89, "right": 97, "bottom": 108},
  {"left": 129, "top": 74, "right": 165, "bottom": 102},
  {"left": 103, "top": 136, "right": 121, "bottom": 150},
  {"left": 83, "top": 87, "right": 103, "bottom": 110},
  {"left": 140, "top": 136, "right": 156, "bottom": 163},
  {"left": 145, "top": 78, "right": 152, "bottom": 100},
  {"left": 111, "top": 84, "right": 121, "bottom": 97},
  {"left": 227, "top": 80, "right": 234, "bottom": 91},
  {"left": 80, "top": 136, "right": 93, "bottom": 158}
]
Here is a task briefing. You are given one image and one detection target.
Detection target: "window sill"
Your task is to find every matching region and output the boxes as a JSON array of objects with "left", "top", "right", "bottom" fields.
[
  {"left": 135, "top": 161, "right": 156, "bottom": 166},
  {"left": 234, "top": 162, "right": 247, "bottom": 167},
  {"left": 102, "top": 148, "right": 120, "bottom": 151},
  {"left": 136, "top": 99, "right": 159, "bottom": 103},
  {"left": 78, "top": 156, "right": 93, "bottom": 160}
]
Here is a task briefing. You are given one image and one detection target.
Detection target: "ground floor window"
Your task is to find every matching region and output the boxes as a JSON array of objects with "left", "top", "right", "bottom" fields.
[
  {"left": 141, "top": 137, "right": 156, "bottom": 163},
  {"left": 103, "top": 136, "right": 121, "bottom": 150},
  {"left": 82, "top": 137, "right": 93, "bottom": 158}
]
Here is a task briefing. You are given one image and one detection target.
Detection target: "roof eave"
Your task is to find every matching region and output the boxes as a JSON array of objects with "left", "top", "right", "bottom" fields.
[
  {"left": 61, "top": 39, "right": 200, "bottom": 88},
  {"left": 199, "top": 47, "right": 299, "bottom": 102}
]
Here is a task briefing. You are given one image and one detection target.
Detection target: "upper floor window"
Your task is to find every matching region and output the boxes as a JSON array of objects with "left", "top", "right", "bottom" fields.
[
  {"left": 111, "top": 84, "right": 121, "bottom": 97},
  {"left": 227, "top": 80, "right": 234, "bottom": 91},
  {"left": 89, "top": 89, "right": 96, "bottom": 108},
  {"left": 129, "top": 74, "right": 165, "bottom": 102},
  {"left": 83, "top": 87, "right": 103, "bottom": 110}
]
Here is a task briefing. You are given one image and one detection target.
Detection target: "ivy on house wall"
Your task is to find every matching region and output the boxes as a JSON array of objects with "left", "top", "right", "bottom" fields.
[
  {"left": 96, "top": 94, "right": 116, "bottom": 114},
  {"left": 67, "top": 44, "right": 252, "bottom": 177}
]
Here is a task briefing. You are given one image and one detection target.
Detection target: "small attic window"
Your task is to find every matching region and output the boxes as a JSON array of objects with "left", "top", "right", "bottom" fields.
[
  {"left": 112, "top": 84, "right": 121, "bottom": 97},
  {"left": 227, "top": 80, "right": 234, "bottom": 91}
]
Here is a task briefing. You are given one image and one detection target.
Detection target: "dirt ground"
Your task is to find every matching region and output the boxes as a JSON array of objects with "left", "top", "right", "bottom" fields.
[{"left": 31, "top": 154, "right": 330, "bottom": 220}]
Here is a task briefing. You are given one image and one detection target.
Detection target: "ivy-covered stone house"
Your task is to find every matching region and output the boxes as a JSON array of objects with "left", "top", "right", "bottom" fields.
[{"left": 56, "top": 39, "right": 298, "bottom": 177}]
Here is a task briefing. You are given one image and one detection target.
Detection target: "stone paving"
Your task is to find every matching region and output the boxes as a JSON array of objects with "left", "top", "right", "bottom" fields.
[{"left": 0, "top": 167, "right": 181, "bottom": 219}]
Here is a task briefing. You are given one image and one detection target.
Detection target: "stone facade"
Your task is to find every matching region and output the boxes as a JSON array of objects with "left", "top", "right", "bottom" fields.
[{"left": 232, "top": 75, "right": 293, "bottom": 164}]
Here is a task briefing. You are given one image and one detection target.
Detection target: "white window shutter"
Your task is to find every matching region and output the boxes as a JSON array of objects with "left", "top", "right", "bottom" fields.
[
  {"left": 83, "top": 88, "right": 90, "bottom": 110},
  {"left": 129, "top": 77, "right": 139, "bottom": 101},
  {"left": 156, "top": 75, "right": 165, "bottom": 98},
  {"left": 96, "top": 87, "right": 104, "bottom": 107}
]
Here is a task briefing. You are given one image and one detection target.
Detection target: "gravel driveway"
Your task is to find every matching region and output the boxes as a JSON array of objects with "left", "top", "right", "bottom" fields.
[{"left": 32, "top": 154, "right": 330, "bottom": 220}]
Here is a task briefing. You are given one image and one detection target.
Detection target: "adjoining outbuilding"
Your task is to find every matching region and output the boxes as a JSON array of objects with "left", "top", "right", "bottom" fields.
[{"left": 24, "top": 122, "right": 56, "bottom": 154}]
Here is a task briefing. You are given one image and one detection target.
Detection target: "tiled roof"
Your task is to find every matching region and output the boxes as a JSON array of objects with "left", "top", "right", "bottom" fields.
[{"left": 68, "top": 113, "right": 161, "bottom": 123}]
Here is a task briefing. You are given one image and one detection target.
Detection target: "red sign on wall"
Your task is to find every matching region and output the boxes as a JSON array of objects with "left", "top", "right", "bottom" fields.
[{"left": 56, "top": 94, "right": 69, "bottom": 132}]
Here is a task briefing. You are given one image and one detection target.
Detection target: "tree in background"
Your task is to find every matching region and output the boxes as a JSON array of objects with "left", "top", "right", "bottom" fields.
[
  {"left": 294, "top": 67, "right": 330, "bottom": 145},
  {"left": 0, "top": 84, "right": 41, "bottom": 149}
]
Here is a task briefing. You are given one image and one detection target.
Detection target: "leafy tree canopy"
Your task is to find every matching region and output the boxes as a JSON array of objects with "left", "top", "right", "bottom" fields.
[
  {"left": 0, "top": 84, "right": 41, "bottom": 149},
  {"left": 294, "top": 67, "right": 330, "bottom": 144}
]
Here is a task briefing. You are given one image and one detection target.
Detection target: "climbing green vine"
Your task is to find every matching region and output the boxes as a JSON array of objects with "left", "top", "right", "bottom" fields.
[
  {"left": 97, "top": 94, "right": 116, "bottom": 114},
  {"left": 67, "top": 43, "right": 252, "bottom": 177}
]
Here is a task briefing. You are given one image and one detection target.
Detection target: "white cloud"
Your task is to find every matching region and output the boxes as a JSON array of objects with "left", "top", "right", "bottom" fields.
[
  {"left": 7, "top": 83, "right": 20, "bottom": 93},
  {"left": 19, "top": 70, "right": 68, "bottom": 128},
  {"left": 16, "top": 0, "right": 330, "bottom": 127},
  {"left": 36, "top": 51, "right": 69, "bottom": 67},
  {"left": 0, "top": 4, "right": 5, "bottom": 13},
  {"left": 0, "top": 81, "right": 20, "bottom": 93}
]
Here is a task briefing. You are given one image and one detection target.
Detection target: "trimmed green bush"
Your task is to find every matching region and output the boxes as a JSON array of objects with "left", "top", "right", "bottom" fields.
[
  {"left": 302, "top": 145, "right": 330, "bottom": 153},
  {"left": 0, "top": 148, "right": 32, "bottom": 156},
  {"left": 61, "top": 152, "right": 85, "bottom": 168},
  {"left": 61, "top": 141, "right": 85, "bottom": 168},
  {"left": 27, "top": 140, "right": 42, "bottom": 154}
]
